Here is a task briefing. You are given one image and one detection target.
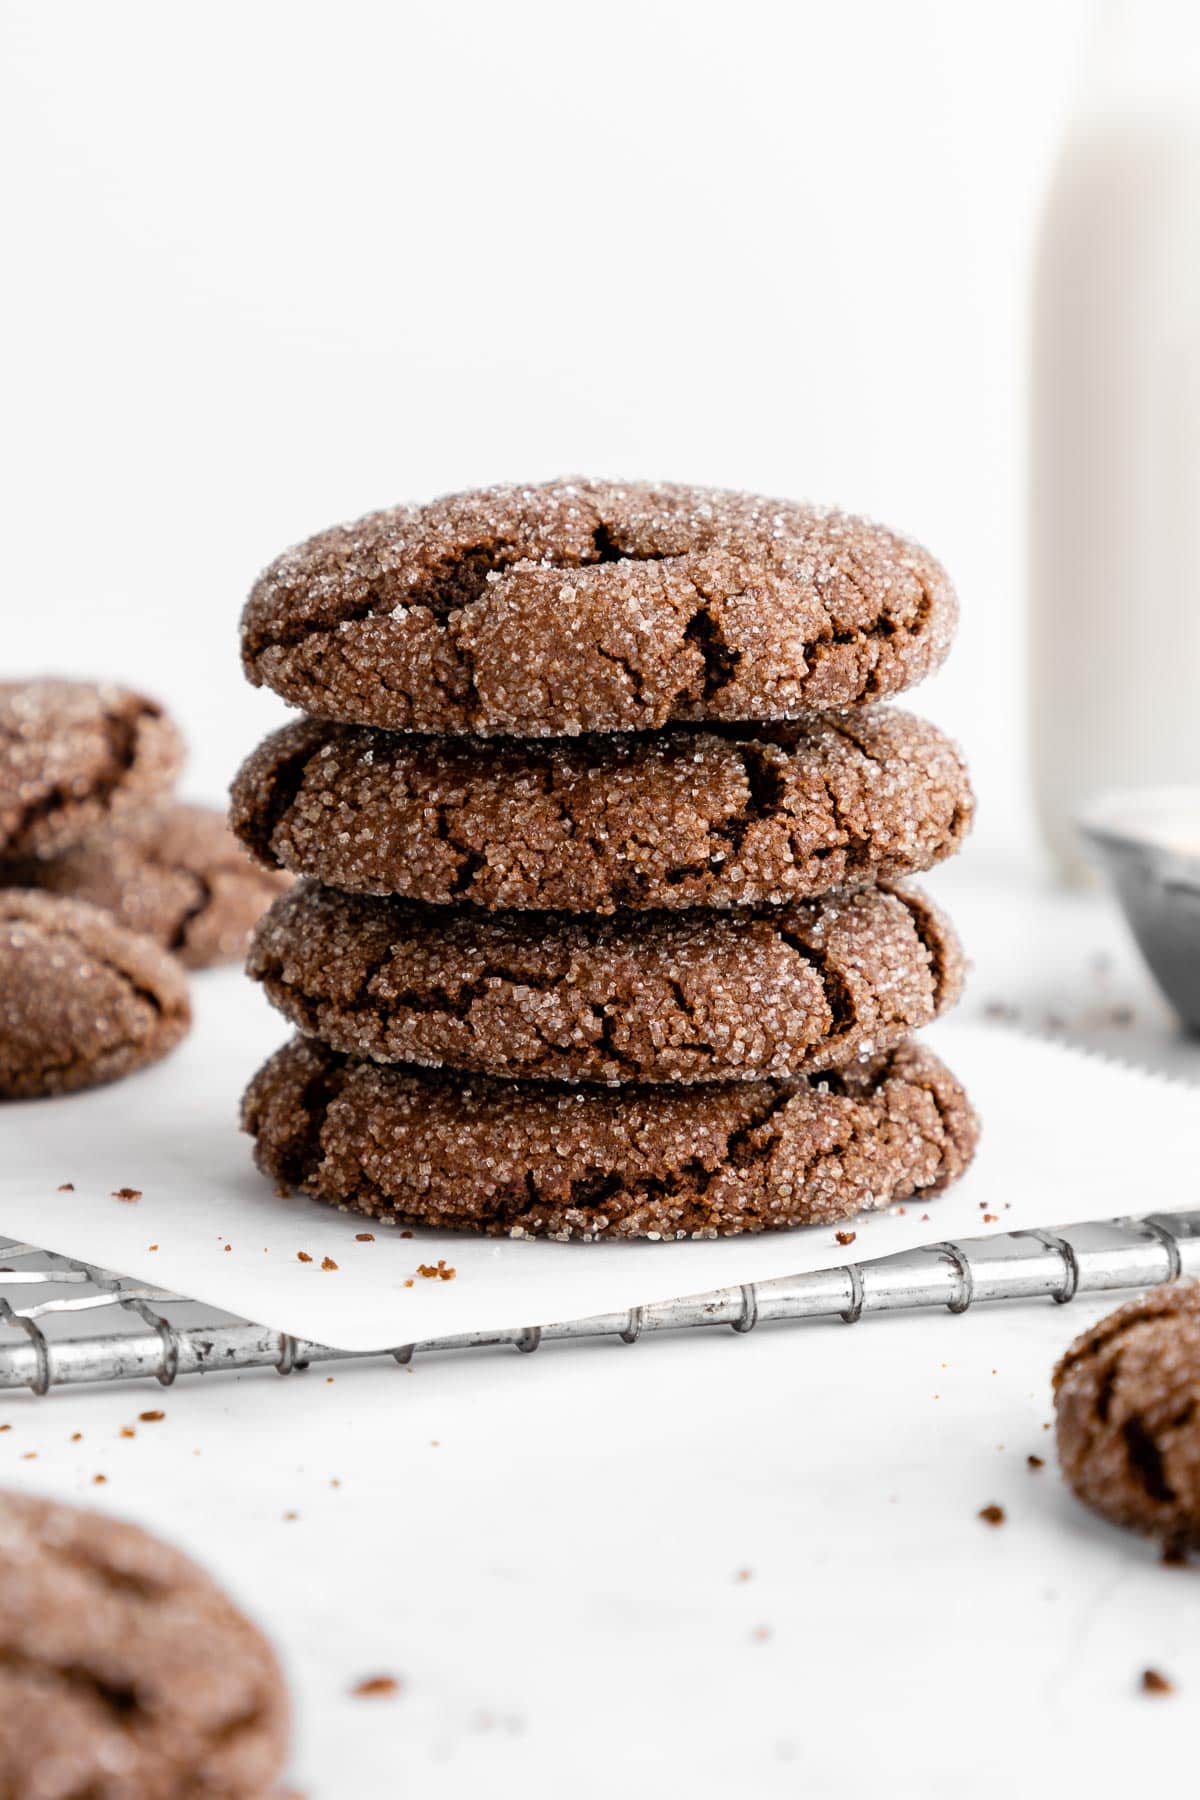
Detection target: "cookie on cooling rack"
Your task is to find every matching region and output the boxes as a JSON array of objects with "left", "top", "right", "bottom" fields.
[
  {"left": 0, "top": 890, "right": 190, "bottom": 1097},
  {"left": 230, "top": 708, "right": 973, "bottom": 913},
  {"left": 0, "top": 679, "right": 183, "bottom": 861},
  {"left": 240, "top": 479, "right": 957, "bottom": 737},
  {"left": 1055, "top": 1283, "right": 1200, "bottom": 1553},
  {"left": 242, "top": 1034, "right": 979, "bottom": 1240},
  {"left": 0, "top": 1489, "right": 289, "bottom": 1797},
  {"left": 7, "top": 800, "right": 291, "bottom": 969},
  {"left": 248, "top": 878, "right": 964, "bottom": 1085}
]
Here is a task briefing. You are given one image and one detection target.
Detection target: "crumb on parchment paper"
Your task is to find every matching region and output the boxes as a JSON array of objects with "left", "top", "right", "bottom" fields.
[{"left": 353, "top": 1675, "right": 401, "bottom": 1698}]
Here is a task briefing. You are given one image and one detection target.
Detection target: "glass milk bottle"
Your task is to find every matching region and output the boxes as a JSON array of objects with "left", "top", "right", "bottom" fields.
[{"left": 1031, "top": 0, "right": 1200, "bottom": 879}]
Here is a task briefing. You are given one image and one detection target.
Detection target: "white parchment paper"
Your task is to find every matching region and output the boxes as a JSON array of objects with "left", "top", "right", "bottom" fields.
[{"left": 3, "top": 969, "right": 1197, "bottom": 1350}]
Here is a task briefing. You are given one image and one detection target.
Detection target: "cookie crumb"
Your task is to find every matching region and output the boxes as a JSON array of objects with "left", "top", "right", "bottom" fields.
[
  {"left": 92, "top": 1474, "right": 107, "bottom": 1485},
  {"left": 835, "top": 1230, "right": 856, "bottom": 1247},
  {"left": 148, "top": 1244, "right": 159, "bottom": 1252},
  {"left": 69, "top": 1432, "right": 81, "bottom": 1442},
  {"left": 978, "top": 1504, "right": 1005, "bottom": 1526},
  {"left": 751, "top": 1626, "right": 772, "bottom": 1643},
  {"left": 283, "top": 1511, "right": 298, "bottom": 1522},
  {"left": 1141, "top": 1668, "right": 1173, "bottom": 1696},
  {"left": 735, "top": 1568, "right": 753, "bottom": 1582},
  {"left": 1027, "top": 1454, "right": 1045, "bottom": 1470},
  {"left": 417, "top": 1260, "right": 456, "bottom": 1281},
  {"left": 57, "top": 1182, "right": 74, "bottom": 1192},
  {"left": 355, "top": 1232, "right": 375, "bottom": 1242},
  {"left": 119, "top": 1427, "right": 135, "bottom": 1440},
  {"left": 139, "top": 1410, "right": 165, "bottom": 1424},
  {"left": 296, "top": 1251, "right": 312, "bottom": 1264},
  {"left": 20, "top": 1453, "right": 36, "bottom": 1461},
  {"left": 982, "top": 1214, "right": 998, "bottom": 1224},
  {"left": 111, "top": 1187, "right": 141, "bottom": 1202},
  {"left": 353, "top": 1675, "right": 400, "bottom": 1698},
  {"left": 321, "top": 1256, "right": 338, "bottom": 1271}
]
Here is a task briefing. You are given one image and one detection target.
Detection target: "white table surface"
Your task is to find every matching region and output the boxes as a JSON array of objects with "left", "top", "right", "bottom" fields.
[{"left": 3, "top": 856, "right": 1198, "bottom": 1799}]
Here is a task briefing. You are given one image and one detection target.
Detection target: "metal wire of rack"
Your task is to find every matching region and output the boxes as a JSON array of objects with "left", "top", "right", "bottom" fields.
[{"left": 0, "top": 1210, "right": 1197, "bottom": 1397}]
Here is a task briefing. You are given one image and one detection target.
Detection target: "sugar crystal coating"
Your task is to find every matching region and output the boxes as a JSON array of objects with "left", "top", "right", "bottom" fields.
[
  {"left": 0, "top": 1489, "right": 289, "bottom": 1797},
  {"left": 229, "top": 707, "right": 973, "bottom": 913},
  {"left": 0, "top": 679, "right": 183, "bottom": 860},
  {"left": 242, "top": 1034, "right": 978, "bottom": 1239},
  {"left": 241, "top": 478, "right": 958, "bottom": 737},
  {"left": 6, "top": 800, "right": 291, "bottom": 968},
  {"left": 248, "top": 878, "right": 963, "bottom": 1085},
  {"left": 0, "top": 889, "right": 190, "bottom": 1097},
  {"left": 1055, "top": 1284, "right": 1200, "bottom": 1550}
]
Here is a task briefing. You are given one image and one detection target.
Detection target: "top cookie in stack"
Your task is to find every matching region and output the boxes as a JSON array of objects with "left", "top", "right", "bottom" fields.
[
  {"left": 238, "top": 479, "right": 957, "bottom": 737},
  {"left": 233, "top": 480, "right": 978, "bottom": 1241}
]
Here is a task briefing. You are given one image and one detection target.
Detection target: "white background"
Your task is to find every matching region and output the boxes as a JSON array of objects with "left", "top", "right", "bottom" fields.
[{"left": 1, "top": 0, "right": 1092, "bottom": 854}]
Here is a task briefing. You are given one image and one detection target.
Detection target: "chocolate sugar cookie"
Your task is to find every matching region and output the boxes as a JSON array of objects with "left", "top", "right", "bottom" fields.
[
  {"left": 0, "top": 1490, "right": 288, "bottom": 1798},
  {"left": 0, "top": 890, "right": 190, "bottom": 1097},
  {"left": 0, "top": 679, "right": 183, "bottom": 860},
  {"left": 249, "top": 878, "right": 964, "bottom": 1085},
  {"left": 231, "top": 708, "right": 972, "bottom": 913},
  {"left": 7, "top": 800, "right": 292, "bottom": 969},
  {"left": 1055, "top": 1284, "right": 1200, "bottom": 1552},
  {"left": 243, "top": 1034, "right": 978, "bottom": 1239},
  {"left": 241, "top": 479, "right": 957, "bottom": 736}
]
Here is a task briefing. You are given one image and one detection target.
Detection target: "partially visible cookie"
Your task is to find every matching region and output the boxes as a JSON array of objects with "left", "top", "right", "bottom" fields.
[
  {"left": 244, "top": 478, "right": 957, "bottom": 738},
  {"left": 0, "top": 891, "right": 190, "bottom": 1097},
  {"left": 230, "top": 708, "right": 973, "bottom": 913},
  {"left": 6, "top": 801, "right": 292, "bottom": 969},
  {"left": 1055, "top": 1283, "right": 1200, "bottom": 1552},
  {"left": 248, "top": 878, "right": 964, "bottom": 1085},
  {"left": 243, "top": 1034, "right": 978, "bottom": 1239},
  {"left": 0, "top": 680, "right": 183, "bottom": 860},
  {"left": 241, "top": 479, "right": 957, "bottom": 736},
  {"left": 0, "top": 1489, "right": 289, "bottom": 1798}
]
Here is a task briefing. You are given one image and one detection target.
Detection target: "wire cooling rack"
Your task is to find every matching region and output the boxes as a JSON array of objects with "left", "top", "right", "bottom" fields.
[{"left": 1, "top": 1210, "right": 1198, "bottom": 1396}]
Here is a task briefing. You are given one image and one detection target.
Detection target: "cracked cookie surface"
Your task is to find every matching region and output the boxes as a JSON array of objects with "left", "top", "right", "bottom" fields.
[
  {"left": 230, "top": 707, "right": 972, "bottom": 913},
  {"left": 243, "top": 1034, "right": 978, "bottom": 1238},
  {"left": 0, "top": 1489, "right": 289, "bottom": 1799},
  {"left": 241, "top": 478, "right": 957, "bottom": 737},
  {"left": 6, "top": 800, "right": 292, "bottom": 969},
  {"left": 248, "top": 878, "right": 963, "bottom": 1085},
  {"left": 0, "top": 679, "right": 183, "bottom": 860},
  {"left": 0, "top": 890, "right": 190, "bottom": 1097},
  {"left": 1055, "top": 1284, "right": 1200, "bottom": 1551}
]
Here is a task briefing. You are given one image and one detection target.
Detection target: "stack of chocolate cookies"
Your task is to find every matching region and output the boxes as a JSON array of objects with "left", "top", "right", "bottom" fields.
[{"left": 232, "top": 480, "right": 978, "bottom": 1241}]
